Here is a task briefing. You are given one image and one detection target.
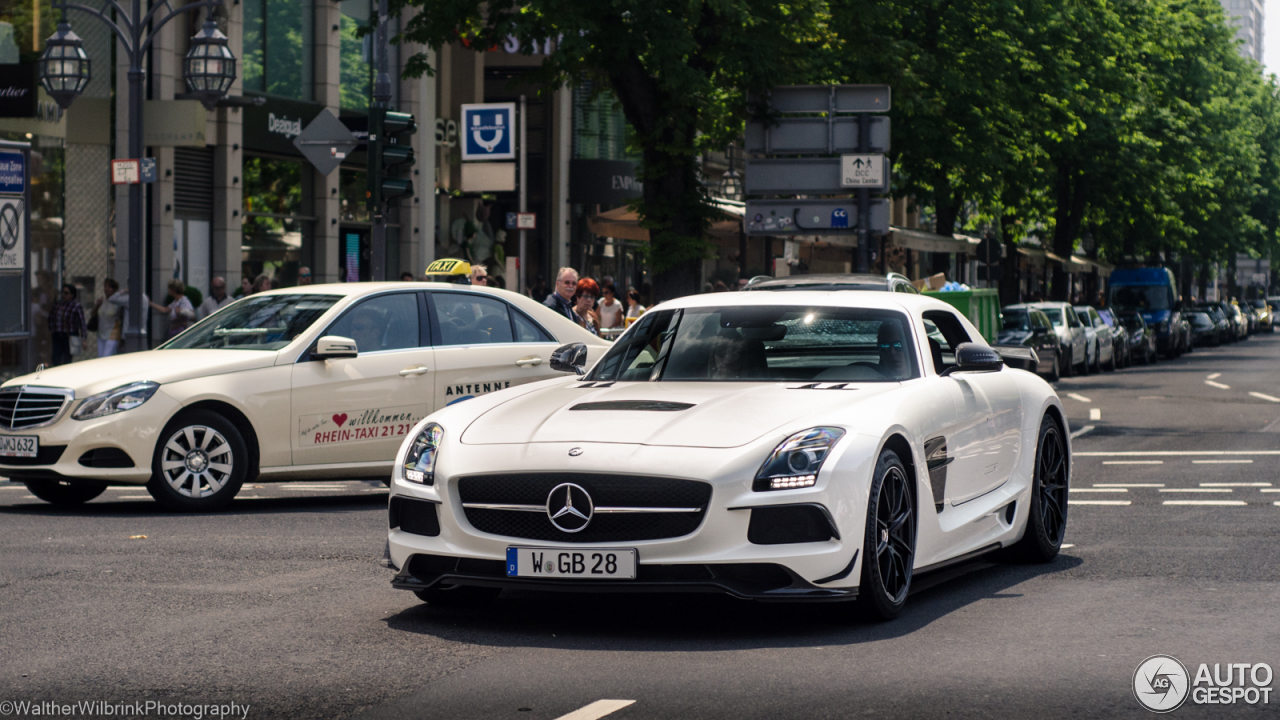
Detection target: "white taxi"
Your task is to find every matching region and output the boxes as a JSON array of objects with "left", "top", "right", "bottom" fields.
[{"left": 0, "top": 283, "right": 607, "bottom": 510}]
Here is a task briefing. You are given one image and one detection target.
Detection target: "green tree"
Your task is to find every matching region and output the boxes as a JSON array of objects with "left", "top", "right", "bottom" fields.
[{"left": 396, "top": 0, "right": 830, "bottom": 299}]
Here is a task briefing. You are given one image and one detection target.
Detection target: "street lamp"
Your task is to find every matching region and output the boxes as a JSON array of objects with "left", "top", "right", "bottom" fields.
[{"left": 38, "top": 0, "right": 235, "bottom": 354}]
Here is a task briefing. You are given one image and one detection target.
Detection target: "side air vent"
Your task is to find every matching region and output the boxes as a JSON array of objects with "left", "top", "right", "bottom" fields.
[{"left": 570, "top": 401, "right": 694, "bottom": 412}]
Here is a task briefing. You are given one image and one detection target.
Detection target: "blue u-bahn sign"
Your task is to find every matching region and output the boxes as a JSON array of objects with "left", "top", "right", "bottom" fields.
[{"left": 460, "top": 103, "right": 516, "bottom": 161}]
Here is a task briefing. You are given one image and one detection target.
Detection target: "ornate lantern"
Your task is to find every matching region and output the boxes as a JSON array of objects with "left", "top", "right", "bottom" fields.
[
  {"left": 184, "top": 20, "right": 237, "bottom": 110},
  {"left": 38, "top": 23, "right": 91, "bottom": 110}
]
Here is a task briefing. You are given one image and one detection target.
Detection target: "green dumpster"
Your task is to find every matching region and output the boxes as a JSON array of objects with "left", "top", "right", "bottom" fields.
[{"left": 923, "top": 288, "right": 1002, "bottom": 344}]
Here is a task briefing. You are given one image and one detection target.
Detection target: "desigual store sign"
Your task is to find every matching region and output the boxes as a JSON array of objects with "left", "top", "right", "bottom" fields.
[{"left": 243, "top": 95, "right": 324, "bottom": 156}]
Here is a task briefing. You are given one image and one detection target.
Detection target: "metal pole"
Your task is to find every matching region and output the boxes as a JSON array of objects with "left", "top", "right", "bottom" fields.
[
  {"left": 124, "top": 0, "right": 146, "bottom": 352},
  {"left": 369, "top": 0, "right": 391, "bottom": 282},
  {"left": 856, "top": 112, "right": 870, "bottom": 274},
  {"left": 518, "top": 93, "right": 527, "bottom": 293}
]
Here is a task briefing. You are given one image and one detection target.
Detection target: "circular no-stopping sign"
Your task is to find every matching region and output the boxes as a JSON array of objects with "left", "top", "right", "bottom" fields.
[{"left": 0, "top": 200, "right": 20, "bottom": 251}]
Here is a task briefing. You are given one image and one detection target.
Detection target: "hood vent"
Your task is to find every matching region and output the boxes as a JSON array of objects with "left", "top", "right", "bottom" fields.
[
  {"left": 790, "top": 383, "right": 861, "bottom": 390},
  {"left": 570, "top": 400, "right": 695, "bottom": 412}
]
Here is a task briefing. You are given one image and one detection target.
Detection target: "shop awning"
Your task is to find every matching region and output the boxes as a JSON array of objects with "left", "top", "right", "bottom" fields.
[
  {"left": 1017, "top": 247, "right": 1112, "bottom": 275},
  {"left": 887, "top": 226, "right": 981, "bottom": 254},
  {"left": 587, "top": 204, "right": 742, "bottom": 243}
]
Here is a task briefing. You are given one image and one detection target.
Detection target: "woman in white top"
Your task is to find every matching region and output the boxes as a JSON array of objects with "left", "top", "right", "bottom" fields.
[
  {"left": 150, "top": 279, "right": 196, "bottom": 339},
  {"left": 597, "top": 284, "right": 625, "bottom": 329},
  {"left": 625, "top": 289, "right": 645, "bottom": 320},
  {"left": 94, "top": 278, "right": 124, "bottom": 357}
]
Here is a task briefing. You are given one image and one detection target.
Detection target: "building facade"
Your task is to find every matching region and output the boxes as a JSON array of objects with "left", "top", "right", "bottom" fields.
[{"left": 1222, "top": 0, "right": 1264, "bottom": 62}]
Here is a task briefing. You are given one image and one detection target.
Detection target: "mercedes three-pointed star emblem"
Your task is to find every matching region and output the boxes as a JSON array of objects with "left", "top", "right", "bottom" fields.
[{"left": 546, "top": 482, "right": 594, "bottom": 533}]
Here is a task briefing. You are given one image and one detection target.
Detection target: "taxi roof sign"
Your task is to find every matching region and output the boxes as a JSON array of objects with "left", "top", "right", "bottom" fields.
[{"left": 424, "top": 258, "right": 471, "bottom": 276}]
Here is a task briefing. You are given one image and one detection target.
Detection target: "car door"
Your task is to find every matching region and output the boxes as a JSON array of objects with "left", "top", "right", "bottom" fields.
[
  {"left": 924, "top": 310, "right": 1023, "bottom": 506},
  {"left": 1089, "top": 308, "right": 1112, "bottom": 362},
  {"left": 428, "top": 290, "right": 564, "bottom": 408},
  {"left": 291, "top": 291, "right": 434, "bottom": 467}
]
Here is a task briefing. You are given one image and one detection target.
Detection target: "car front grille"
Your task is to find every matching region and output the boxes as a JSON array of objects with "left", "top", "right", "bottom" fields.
[
  {"left": 0, "top": 387, "right": 72, "bottom": 430},
  {"left": 457, "top": 473, "right": 712, "bottom": 543}
]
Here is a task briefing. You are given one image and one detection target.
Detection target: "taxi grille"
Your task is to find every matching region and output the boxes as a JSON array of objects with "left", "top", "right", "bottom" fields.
[
  {"left": 0, "top": 388, "right": 72, "bottom": 430},
  {"left": 457, "top": 473, "right": 711, "bottom": 543}
]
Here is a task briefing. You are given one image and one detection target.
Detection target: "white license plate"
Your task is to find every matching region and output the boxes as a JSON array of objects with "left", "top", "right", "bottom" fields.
[
  {"left": 0, "top": 434, "right": 37, "bottom": 458},
  {"left": 506, "top": 547, "right": 637, "bottom": 579}
]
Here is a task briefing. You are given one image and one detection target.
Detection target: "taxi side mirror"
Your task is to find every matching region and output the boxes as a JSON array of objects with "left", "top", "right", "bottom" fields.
[
  {"left": 550, "top": 342, "right": 588, "bottom": 375},
  {"left": 313, "top": 335, "right": 358, "bottom": 360}
]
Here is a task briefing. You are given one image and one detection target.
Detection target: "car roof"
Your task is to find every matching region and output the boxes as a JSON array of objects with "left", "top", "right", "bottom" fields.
[
  {"left": 744, "top": 273, "right": 907, "bottom": 290},
  {"left": 652, "top": 289, "right": 954, "bottom": 315}
]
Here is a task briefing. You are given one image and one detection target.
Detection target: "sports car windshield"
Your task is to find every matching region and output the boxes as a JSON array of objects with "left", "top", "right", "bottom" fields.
[
  {"left": 161, "top": 294, "right": 340, "bottom": 350},
  {"left": 586, "top": 306, "right": 919, "bottom": 383}
]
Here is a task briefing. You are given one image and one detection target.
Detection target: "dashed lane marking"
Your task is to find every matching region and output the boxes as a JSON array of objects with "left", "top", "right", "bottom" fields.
[
  {"left": 1249, "top": 392, "right": 1280, "bottom": 403},
  {"left": 1163, "top": 500, "right": 1248, "bottom": 506},
  {"left": 1089, "top": 408, "right": 1102, "bottom": 421},
  {"left": 1076, "top": 451, "right": 1280, "bottom": 456},
  {"left": 1072, "top": 500, "right": 1131, "bottom": 506},
  {"left": 1201, "top": 482, "right": 1269, "bottom": 487},
  {"left": 1067, "top": 393, "right": 1092, "bottom": 403},
  {"left": 1262, "top": 489, "right": 1280, "bottom": 493},
  {"left": 1192, "top": 459, "right": 1254, "bottom": 464},
  {"left": 1159, "top": 488, "right": 1233, "bottom": 493},
  {"left": 1102, "top": 461, "right": 1163, "bottom": 465},
  {"left": 1206, "top": 380, "right": 1231, "bottom": 389},
  {"left": 1070, "top": 425, "right": 1095, "bottom": 439},
  {"left": 1070, "top": 488, "right": 1128, "bottom": 493},
  {"left": 553, "top": 700, "right": 637, "bottom": 720},
  {"left": 1095, "top": 483, "right": 1164, "bottom": 487},
  {"left": 1207, "top": 373, "right": 1222, "bottom": 380}
]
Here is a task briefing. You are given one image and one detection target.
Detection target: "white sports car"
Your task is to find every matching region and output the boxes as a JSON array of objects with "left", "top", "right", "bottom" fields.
[{"left": 386, "top": 291, "right": 1070, "bottom": 619}]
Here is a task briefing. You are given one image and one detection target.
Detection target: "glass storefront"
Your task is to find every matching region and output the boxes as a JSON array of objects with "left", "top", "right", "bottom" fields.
[
  {"left": 241, "top": 0, "right": 314, "bottom": 100},
  {"left": 242, "top": 156, "right": 313, "bottom": 289}
]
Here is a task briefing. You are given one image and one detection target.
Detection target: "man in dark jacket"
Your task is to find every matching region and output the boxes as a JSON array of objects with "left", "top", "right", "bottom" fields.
[{"left": 543, "top": 267, "right": 578, "bottom": 321}]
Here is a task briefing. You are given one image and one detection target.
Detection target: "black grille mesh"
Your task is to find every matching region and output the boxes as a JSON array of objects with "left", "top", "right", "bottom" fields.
[{"left": 457, "top": 473, "right": 712, "bottom": 543}]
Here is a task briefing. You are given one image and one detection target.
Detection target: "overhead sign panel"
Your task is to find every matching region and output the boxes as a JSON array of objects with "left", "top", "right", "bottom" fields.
[
  {"left": 757, "top": 84, "right": 891, "bottom": 114},
  {"left": 745, "top": 157, "right": 889, "bottom": 194},
  {"left": 460, "top": 103, "right": 516, "bottom": 160},
  {"left": 746, "top": 199, "right": 889, "bottom": 236},
  {"left": 294, "top": 109, "right": 361, "bottom": 176},
  {"left": 745, "top": 116, "right": 889, "bottom": 155}
]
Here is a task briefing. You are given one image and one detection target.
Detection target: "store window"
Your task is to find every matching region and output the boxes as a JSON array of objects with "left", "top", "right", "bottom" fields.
[
  {"left": 573, "top": 83, "right": 638, "bottom": 161},
  {"left": 242, "top": 0, "right": 314, "bottom": 99},
  {"left": 339, "top": 0, "right": 396, "bottom": 110},
  {"left": 339, "top": 168, "right": 370, "bottom": 223},
  {"left": 242, "top": 157, "right": 313, "bottom": 288}
]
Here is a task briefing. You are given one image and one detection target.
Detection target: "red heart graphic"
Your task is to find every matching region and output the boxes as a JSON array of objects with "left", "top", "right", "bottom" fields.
[{"left": 332, "top": 413, "right": 348, "bottom": 427}]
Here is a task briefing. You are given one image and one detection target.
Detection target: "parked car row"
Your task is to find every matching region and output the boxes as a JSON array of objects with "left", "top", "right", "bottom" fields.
[{"left": 998, "top": 302, "right": 1162, "bottom": 381}]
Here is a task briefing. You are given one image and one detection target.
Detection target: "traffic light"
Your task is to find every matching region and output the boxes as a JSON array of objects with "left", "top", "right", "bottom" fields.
[{"left": 366, "top": 108, "right": 417, "bottom": 212}]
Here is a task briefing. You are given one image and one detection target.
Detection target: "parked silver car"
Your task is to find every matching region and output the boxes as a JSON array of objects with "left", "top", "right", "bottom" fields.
[
  {"left": 1031, "top": 302, "right": 1089, "bottom": 376},
  {"left": 1074, "top": 305, "right": 1116, "bottom": 372}
]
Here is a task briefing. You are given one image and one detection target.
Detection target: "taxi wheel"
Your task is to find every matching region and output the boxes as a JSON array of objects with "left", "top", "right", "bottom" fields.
[
  {"left": 24, "top": 479, "right": 108, "bottom": 506},
  {"left": 146, "top": 411, "right": 247, "bottom": 512},
  {"left": 414, "top": 585, "right": 501, "bottom": 608}
]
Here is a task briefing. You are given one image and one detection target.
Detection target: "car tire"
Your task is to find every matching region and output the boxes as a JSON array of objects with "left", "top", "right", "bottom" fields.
[
  {"left": 414, "top": 585, "right": 501, "bottom": 608},
  {"left": 146, "top": 410, "right": 248, "bottom": 512},
  {"left": 855, "top": 448, "right": 916, "bottom": 621},
  {"left": 1046, "top": 354, "right": 1060, "bottom": 382},
  {"left": 1059, "top": 347, "right": 1073, "bottom": 377},
  {"left": 1088, "top": 344, "right": 1100, "bottom": 374},
  {"left": 1105, "top": 346, "right": 1116, "bottom": 371},
  {"left": 1009, "top": 415, "right": 1068, "bottom": 563},
  {"left": 24, "top": 479, "right": 108, "bottom": 506}
]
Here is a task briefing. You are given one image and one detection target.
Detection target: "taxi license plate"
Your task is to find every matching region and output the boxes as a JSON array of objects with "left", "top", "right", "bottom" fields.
[
  {"left": 506, "top": 547, "right": 637, "bottom": 579},
  {"left": 0, "top": 434, "right": 37, "bottom": 458}
]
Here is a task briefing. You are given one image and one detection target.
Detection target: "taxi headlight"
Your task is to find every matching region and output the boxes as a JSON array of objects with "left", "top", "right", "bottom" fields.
[
  {"left": 402, "top": 423, "right": 443, "bottom": 485},
  {"left": 755, "top": 427, "right": 845, "bottom": 491},
  {"left": 72, "top": 381, "right": 159, "bottom": 420}
]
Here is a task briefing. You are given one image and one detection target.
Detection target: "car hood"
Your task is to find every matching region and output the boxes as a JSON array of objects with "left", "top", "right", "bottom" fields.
[
  {"left": 1, "top": 349, "right": 280, "bottom": 396},
  {"left": 461, "top": 381, "right": 899, "bottom": 448}
]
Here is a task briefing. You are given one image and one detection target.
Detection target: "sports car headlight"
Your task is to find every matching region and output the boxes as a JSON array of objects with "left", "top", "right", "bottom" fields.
[
  {"left": 402, "top": 423, "right": 443, "bottom": 485},
  {"left": 72, "top": 381, "right": 159, "bottom": 420},
  {"left": 755, "top": 427, "right": 845, "bottom": 491}
]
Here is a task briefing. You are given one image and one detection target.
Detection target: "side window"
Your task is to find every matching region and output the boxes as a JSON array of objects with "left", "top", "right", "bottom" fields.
[
  {"left": 1066, "top": 309, "right": 1082, "bottom": 327},
  {"left": 325, "top": 293, "right": 421, "bottom": 354},
  {"left": 513, "top": 310, "right": 554, "bottom": 343},
  {"left": 1032, "top": 311, "right": 1049, "bottom": 330},
  {"left": 921, "top": 310, "right": 974, "bottom": 374},
  {"left": 433, "top": 293, "right": 515, "bottom": 346}
]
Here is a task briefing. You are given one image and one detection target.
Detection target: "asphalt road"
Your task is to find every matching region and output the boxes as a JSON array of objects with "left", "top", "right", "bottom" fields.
[{"left": 2, "top": 335, "right": 1279, "bottom": 719}]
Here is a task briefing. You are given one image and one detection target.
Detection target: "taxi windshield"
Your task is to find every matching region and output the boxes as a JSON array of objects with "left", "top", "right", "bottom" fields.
[
  {"left": 161, "top": 294, "right": 340, "bottom": 351},
  {"left": 586, "top": 306, "right": 918, "bottom": 383}
]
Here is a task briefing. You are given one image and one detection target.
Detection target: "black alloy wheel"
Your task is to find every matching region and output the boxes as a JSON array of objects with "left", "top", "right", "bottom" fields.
[
  {"left": 1011, "top": 416, "right": 1068, "bottom": 563},
  {"left": 857, "top": 449, "right": 916, "bottom": 620}
]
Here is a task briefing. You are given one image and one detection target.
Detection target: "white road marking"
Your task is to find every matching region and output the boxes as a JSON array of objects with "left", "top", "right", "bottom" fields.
[
  {"left": 1102, "top": 461, "right": 1163, "bottom": 465},
  {"left": 0, "top": 486, "right": 25, "bottom": 490},
  {"left": 1261, "top": 489, "right": 1280, "bottom": 493},
  {"left": 1071, "top": 500, "right": 1132, "bottom": 506},
  {"left": 1070, "top": 425, "right": 1095, "bottom": 439},
  {"left": 1192, "top": 459, "right": 1254, "bottom": 464},
  {"left": 1089, "top": 408, "right": 1101, "bottom": 421},
  {"left": 1070, "top": 488, "right": 1128, "bottom": 493},
  {"left": 553, "top": 700, "right": 637, "bottom": 720},
  {"left": 1138, "top": 396, "right": 1166, "bottom": 399},
  {"left": 1066, "top": 393, "right": 1092, "bottom": 403},
  {"left": 1061, "top": 544, "right": 1075, "bottom": 549},
  {"left": 22, "top": 495, "right": 36, "bottom": 499},
  {"left": 1095, "top": 483, "right": 1164, "bottom": 487},
  {"left": 1159, "top": 488, "right": 1233, "bottom": 493},
  {"left": 1200, "top": 482, "right": 1269, "bottom": 487},
  {"left": 1249, "top": 392, "right": 1280, "bottom": 403},
  {"left": 1076, "top": 451, "right": 1280, "bottom": 456},
  {"left": 118, "top": 496, "right": 151, "bottom": 499},
  {"left": 281, "top": 488, "right": 345, "bottom": 492},
  {"left": 1207, "top": 373, "right": 1222, "bottom": 380},
  {"left": 1163, "top": 500, "right": 1248, "bottom": 506},
  {"left": 1206, "top": 380, "right": 1231, "bottom": 389}
]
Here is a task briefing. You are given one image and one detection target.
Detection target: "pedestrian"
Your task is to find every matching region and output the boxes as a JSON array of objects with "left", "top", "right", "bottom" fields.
[
  {"left": 49, "top": 283, "right": 87, "bottom": 366},
  {"left": 197, "top": 276, "right": 233, "bottom": 320},
  {"left": 712, "top": 280, "right": 729, "bottom": 292},
  {"left": 235, "top": 276, "right": 253, "bottom": 298},
  {"left": 625, "top": 290, "right": 646, "bottom": 322},
  {"left": 543, "top": 267, "right": 578, "bottom": 321},
  {"left": 470, "top": 265, "right": 489, "bottom": 286},
  {"left": 149, "top": 279, "right": 196, "bottom": 339},
  {"left": 572, "top": 278, "right": 601, "bottom": 335},
  {"left": 94, "top": 278, "right": 124, "bottom": 357},
  {"left": 400, "top": 271, "right": 415, "bottom": 281},
  {"left": 297, "top": 266, "right": 313, "bottom": 286},
  {"left": 253, "top": 274, "right": 272, "bottom": 294},
  {"left": 597, "top": 284, "right": 625, "bottom": 329}
]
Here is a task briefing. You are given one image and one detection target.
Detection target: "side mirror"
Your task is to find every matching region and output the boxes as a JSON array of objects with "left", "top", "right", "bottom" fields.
[
  {"left": 550, "top": 342, "right": 588, "bottom": 375},
  {"left": 942, "top": 342, "right": 1004, "bottom": 376},
  {"left": 313, "top": 335, "right": 358, "bottom": 360}
]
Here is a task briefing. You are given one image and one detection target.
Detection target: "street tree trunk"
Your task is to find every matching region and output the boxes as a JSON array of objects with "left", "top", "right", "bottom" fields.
[{"left": 1050, "top": 161, "right": 1088, "bottom": 300}]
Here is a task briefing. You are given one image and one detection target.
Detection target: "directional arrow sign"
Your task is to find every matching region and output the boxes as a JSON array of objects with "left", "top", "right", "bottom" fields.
[
  {"left": 745, "top": 157, "right": 890, "bottom": 194},
  {"left": 746, "top": 199, "right": 889, "bottom": 236},
  {"left": 841, "top": 154, "right": 886, "bottom": 188},
  {"left": 294, "top": 109, "right": 360, "bottom": 176}
]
